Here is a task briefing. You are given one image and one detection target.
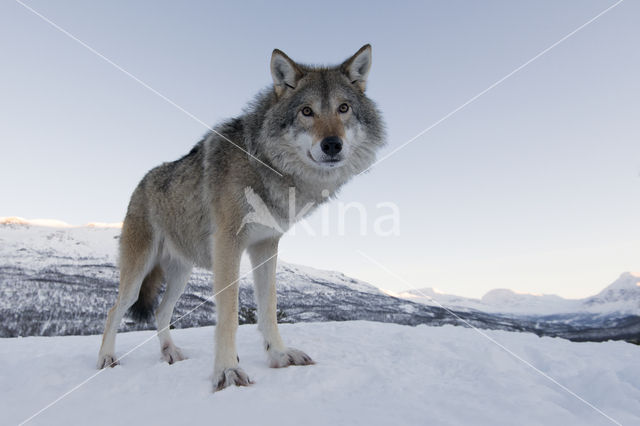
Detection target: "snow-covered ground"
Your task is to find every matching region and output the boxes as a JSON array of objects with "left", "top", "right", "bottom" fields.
[{"left": 1, "top": 322, "right": 638, "bottom": 426}]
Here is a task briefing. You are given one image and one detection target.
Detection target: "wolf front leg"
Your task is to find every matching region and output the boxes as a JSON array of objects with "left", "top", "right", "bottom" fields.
[
  {"left": 247, "top": 238, "right": 314, "bottom": 368},
  {"left": 212, "top": 234, "right": 252, "bottom": 391}
]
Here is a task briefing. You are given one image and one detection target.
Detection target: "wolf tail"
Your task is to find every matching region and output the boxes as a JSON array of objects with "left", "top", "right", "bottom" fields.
[{"left": 127, "top": 265, "right": 164, "bottom": 322}]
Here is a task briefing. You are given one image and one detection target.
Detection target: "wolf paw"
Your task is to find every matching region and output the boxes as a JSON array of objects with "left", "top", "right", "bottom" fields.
[
  {"left": 268, "top": 347, "right": 314, "bottom": 368},
  {"left": 97, "top": 354, "right": 119, "bottom": 369},
  {"left": 162, "top": 343, "right": 186, "bottom": 365},
  {"left": 214, "top": 367, "right": 253, "bottom": 392}
]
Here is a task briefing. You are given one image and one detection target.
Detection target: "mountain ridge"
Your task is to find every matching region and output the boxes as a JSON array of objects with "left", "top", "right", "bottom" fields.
[
  {"left": 0, "top": 218, "right": 638, "bottom": 343},
  {"left": 401, "top": 272, "right": 640, "bottom": 316}
]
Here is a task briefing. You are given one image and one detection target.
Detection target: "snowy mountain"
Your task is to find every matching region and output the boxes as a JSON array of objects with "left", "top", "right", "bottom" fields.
[
  {"left": 1, "top": 217, "right": 638, "bottom": 343},
  {"left": 399, "top": 272, "right": 640, "bottom": 316},
  {"left": 4, "top": 322, "right": 639, "bottom": 425}
]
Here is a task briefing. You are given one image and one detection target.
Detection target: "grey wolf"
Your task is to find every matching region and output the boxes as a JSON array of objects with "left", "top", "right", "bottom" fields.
[{"left": 97, "top": 44, "right": 385, "bottom": 391}]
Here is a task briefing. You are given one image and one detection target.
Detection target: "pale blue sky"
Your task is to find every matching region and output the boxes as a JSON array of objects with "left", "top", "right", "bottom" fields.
[{"left": 1, "top": 1, "right": 638, "bottom": 298}]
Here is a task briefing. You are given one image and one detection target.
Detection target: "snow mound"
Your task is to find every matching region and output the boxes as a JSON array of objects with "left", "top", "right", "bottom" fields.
[{"left": 2, "top": 322, "right": 638, "bottom": 425}]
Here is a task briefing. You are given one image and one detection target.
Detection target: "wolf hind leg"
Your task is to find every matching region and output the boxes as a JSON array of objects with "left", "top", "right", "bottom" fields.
[
  {"left": 97, "top": 218, "right": 157, "bottom": 369},
  {"left": 156, "top": 256, "right": 192, "bottom": 364},
  {"left": 97, "top": 264, "right": 155, "bottom": 369}
]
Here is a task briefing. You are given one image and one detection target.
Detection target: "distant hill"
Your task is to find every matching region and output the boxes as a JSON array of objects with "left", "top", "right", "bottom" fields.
[{"left": 399, "top": 272, "right": 640, "bottom": 317}]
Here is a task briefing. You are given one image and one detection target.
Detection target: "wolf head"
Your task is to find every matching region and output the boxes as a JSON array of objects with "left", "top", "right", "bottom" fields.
[{"left": 246, "top": 45, "right": 386, "bottom": 186}]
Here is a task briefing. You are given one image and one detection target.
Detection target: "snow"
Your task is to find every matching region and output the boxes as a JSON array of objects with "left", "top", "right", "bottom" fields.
[
  {"left": 0, "top": 219, "right": 120, "bottom": 263},
  {"left": 1, "top": 322, "right": 638, "bottom": 426},
  {"left": 276, "top": 262, "right": 382, "bottom": 295}
]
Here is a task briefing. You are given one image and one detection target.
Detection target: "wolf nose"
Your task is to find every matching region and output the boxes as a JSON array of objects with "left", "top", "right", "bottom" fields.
[{"left": 320, "top": 136, "right": 343, "bottom": 156}]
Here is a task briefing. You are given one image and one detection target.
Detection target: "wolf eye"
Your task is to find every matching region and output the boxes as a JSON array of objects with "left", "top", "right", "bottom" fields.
[
  {"left": 338, "top": 103, "right": 350, "bottom": 113},
  {"left": 301, "top": 106, "right": 314, "bottom": 117}
]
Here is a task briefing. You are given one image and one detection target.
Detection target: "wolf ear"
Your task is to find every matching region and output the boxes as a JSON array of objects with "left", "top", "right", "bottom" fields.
[
  {"left": 271, "top": 49, "right": 304, "bottom": 97},
  {"left": 341, "top": 44, "right": 372, "bottom": 92}
]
